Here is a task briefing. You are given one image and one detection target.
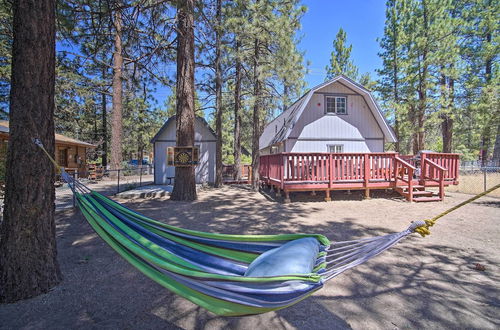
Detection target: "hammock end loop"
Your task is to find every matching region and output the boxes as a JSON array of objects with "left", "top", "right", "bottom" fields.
[{"left": 408, "top": 220, "right": 431, "bottom": 237}]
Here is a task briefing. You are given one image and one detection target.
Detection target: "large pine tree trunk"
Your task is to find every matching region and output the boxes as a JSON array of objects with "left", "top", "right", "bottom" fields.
[
  {"left": 214, "top": 0, "right": 223, "bottom": 188},
  {"left": 392, "top": 32, "right": 400, "bottom": 153},
  {"left": 440, "top": 73, "right": 454, "bottom": 153},
  {"left": 233, "top": 41, "right": 242, "bottom": 181},
  {"left": 480, "top": 27, "right": 493, "bottom": 166},
  {"left": 251, "top": 38, "right": 261, "bottom": 190},
  {"left": 0, "top": 0, "right": 61, "bottom": 303},
  {"left": 170, "top": 0, "right": 197, "bottom": 201},
  {"left": 101, "top": 88, "right": 108, "bottom": 167},
  {"left": 101, "top": 68, "right": 108, "bottom": 168},
  {"left": 110, "top": 7, "right": 123, "bottom": 173}
]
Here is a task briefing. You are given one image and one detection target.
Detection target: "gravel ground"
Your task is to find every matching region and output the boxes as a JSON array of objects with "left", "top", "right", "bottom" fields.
[{"left": 0, "top": 186, "right": 499, "bottom": 329}]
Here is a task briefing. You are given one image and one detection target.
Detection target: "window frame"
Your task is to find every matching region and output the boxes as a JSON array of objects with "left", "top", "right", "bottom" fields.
[
  {"left": 327, "top": 144, "right": 344, "bottom": 153},
  {"left": 324, "top": 95, "right": 348, "bottom": 115},
  {"left": 58, "top": 148, "right": 68, "bottom": 167}
]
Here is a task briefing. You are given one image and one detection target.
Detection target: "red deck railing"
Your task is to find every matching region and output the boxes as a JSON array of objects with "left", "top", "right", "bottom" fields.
[{"left": 260, "top": 152, "right": 460, "bottom": 197}]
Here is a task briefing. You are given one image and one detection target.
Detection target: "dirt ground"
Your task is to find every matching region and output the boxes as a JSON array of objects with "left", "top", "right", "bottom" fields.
[{"left": 0, "top": 186, "right": 499, "bottom": 329}]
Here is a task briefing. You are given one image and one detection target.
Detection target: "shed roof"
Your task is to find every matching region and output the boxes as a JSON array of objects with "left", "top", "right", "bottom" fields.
[
  {"left": 150, "top": 115, "right": 217, "bottom": 143},
  {"left": 259, "top": 75, "right": 397, "bottom": 150},
  {"left": 0, "top": 120, "right": 96, "bottom": 148}
]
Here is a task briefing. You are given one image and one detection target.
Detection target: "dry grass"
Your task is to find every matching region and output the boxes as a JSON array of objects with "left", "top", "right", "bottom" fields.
[{"left": 447, "top": 172, "right": 500, "bottom": 197}]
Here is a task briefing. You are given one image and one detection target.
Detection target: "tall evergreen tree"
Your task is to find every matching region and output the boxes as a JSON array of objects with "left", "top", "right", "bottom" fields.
[
  {"left": 0, "top": 0, "right": 61, "bottom": 302},
  {"left": 326, "top": 28, "right": 359, "bottom": 80},
  {"left": 170, "top": 0, "right": 197, "bottom": 201}
]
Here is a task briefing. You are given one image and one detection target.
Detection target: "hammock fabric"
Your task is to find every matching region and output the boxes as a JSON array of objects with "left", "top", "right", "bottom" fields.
[{"left": 63, "top": 170, "right": 422, "bottom": 316}]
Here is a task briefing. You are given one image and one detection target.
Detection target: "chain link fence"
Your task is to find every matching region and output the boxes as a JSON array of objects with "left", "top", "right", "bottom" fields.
[
  {"left": 447, "top": 163, "right": 500, "bottom": 198},
  {"left": 54, "top": 165, "right": 154, "bottom": 209},
  {"left": 66, "top": 165, "right": 154, "bottom": 195}
]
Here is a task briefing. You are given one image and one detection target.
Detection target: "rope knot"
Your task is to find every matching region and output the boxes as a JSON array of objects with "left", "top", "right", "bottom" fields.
[{"left": 408, "top": 220, "right": 431, "bottom": 237}]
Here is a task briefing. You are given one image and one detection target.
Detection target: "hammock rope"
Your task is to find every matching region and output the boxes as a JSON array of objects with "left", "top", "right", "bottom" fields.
[
  {"left": 414, "top": 183, "right": 500, "bottom": 237},
  {"left": 34, "top": 140, "right": 499, "bottom": 316}
]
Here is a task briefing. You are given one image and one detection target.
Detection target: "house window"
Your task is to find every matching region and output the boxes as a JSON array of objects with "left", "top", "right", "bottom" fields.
[
  {"left": 328, "top": 144, "right": 344, "bottom": 153},
  {"left": 58, "top": 148, "right": 68, "bottom": 167},
  {"left": 270, "top": 146, "right": 279, "bottom": 154},
  {"left": 325, "top": 96, "right": 347, "bottom": 114}
]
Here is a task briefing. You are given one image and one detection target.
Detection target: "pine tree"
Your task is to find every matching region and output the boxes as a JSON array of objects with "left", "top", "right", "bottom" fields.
[
  {"left": 170, "top": 0, "right": 197, "bottom": 201},
  {"left": 0, "top": 0, "right": 62, "bottom": 302},
  {"left": 377, "top": 0, "right": 408, "bottom": 153},
  {"left": 326, "top": 28, "right": 359, "bottom": 80}
]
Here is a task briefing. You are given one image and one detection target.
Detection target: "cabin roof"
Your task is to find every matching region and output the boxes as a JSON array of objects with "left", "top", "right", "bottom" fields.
[
  {"left": 150, "top": 115, "right": 216, "bottom": 143},
  {"left": 0, "top": 120, "right": 96, "bottom": 148},
  {"left": 259, "top": 75, "right": 397, "bottom": 149}
]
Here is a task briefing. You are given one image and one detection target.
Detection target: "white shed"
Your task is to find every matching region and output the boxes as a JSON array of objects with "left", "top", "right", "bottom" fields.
[
  {"left": 151, "top": 116, "right": 216, "bottom": 184},
  {"left": 259, "top": 75, "right": 397, "bottom": 154}
]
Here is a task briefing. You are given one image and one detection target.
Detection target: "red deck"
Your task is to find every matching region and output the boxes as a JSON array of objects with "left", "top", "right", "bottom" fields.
[{"left": 259, "top": 152, "right": 459, "bottom": 202}]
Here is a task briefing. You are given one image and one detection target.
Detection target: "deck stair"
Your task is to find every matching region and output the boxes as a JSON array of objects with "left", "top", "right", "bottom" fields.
[{"left": 395, "top": 185, "right": 441, "bottom": 202}]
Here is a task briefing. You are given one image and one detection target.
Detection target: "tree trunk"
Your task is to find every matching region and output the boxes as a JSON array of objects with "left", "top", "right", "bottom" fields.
[
  {"left": 214, "top": 0, "right": 223, "bottom": 188},
  {"left": 110, "top": 6, "right": 123, "bottom": 174},
  {"left": 440, "top": 73, "right": 454, "bottom": 153},
  {"left": 251, "top": 37, "right": 261, "bottom": 190},
  {"left": 0, "top": 0, "right": 61, "bottom": 303},
  {"left": 392, "top": 23, "right": 400, "bottom": 153},
  {"left": 101, "top": 84, "right": 107, "bottom": 167},
  {"left": 170, "top": 0, "right": 197, "bottom": 201},
  {"left": 480, "top": 20, "right": 493, "bottom": 166},
  {"left": 233, "top": 40, "right": 242, "bottom": 181}
]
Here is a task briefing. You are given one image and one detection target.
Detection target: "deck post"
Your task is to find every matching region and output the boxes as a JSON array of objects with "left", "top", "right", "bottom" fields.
[
  {"left": 364, "top": 154, "right": 370, "bottom": 199},
  {"left": 439, "top": 169, "right": 445, "bottom": 200},
  {"left": 311, "top": 190, "right": 316, "bottom": 196},
  {"left": 325, "top": 189, "right": 331, "bottom": 202},
  {"left": 276, "top": 189, "right": 281, "bottom": 197},
  {"left": 284, "top": 190, "right": 291, "bottom": 203},
  {"left": 419, "top": 152, "right": 426, "bottom": 186},
  {"left": 328, "top": 153, "right": 333, "bottom": 189},
  {"left": 408, "top": 167, "right": 414, "bottom": 202},
  {"left": 280, "top": 154, "right": 284, "bottom": 191}
]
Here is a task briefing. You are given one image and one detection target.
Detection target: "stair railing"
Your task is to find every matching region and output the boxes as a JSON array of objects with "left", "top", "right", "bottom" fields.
[
  {"left": 394, "top": 156, "right": 416, "bottom": 201},
  {"left": 422, "top": 159, "right": 446, "bottom": 200}
]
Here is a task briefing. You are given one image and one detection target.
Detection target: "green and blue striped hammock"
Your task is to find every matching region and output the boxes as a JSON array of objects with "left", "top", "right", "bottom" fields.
[{"left": 62, "top": 170, "right": 424, "bottom": 316}]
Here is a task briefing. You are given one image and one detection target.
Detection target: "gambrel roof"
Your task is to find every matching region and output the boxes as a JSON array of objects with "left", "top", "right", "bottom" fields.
[{"left": 259, "top": 75, "right": 397, "bottom": 150}]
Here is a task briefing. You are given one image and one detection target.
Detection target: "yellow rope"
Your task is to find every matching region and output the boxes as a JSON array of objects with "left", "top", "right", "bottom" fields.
[
  {"left": 413, "top": 183, "right": 500, "bottom": 237},
  {"left": 33, "top": 138, "right": 62, "bottom": 174}
]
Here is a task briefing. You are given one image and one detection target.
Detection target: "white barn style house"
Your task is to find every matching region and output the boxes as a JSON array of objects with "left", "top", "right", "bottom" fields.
[
  {"left": 151, "top": 116, "right": 216, "bottom": 184},
  {"left": 259, "top": 75, "right": 397, "bottom": 154}
]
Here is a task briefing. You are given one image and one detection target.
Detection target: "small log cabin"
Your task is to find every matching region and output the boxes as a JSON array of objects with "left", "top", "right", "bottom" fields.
[
  {"left": 259, "top": 76, "right": 459, "bottom": 202},
  {"left": 0, "top": 120, "right": 96, "bottom": 176}
]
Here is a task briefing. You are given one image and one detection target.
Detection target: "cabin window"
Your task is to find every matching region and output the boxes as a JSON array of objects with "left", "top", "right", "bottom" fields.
[
  {"left": 328, "top": 144, "right": 344, "bottom": 153},
  {"left": 58, "top": 148, "right": 68, "bottom": 167},
  {"left": 325, "top": 96, "right": 347, "bottom": 114}
]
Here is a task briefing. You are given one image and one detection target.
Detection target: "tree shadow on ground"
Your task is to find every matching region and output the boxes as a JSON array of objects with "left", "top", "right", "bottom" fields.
[
  {"left": 472, "top": 200, "right": 500, "bottom": 208},
  {"left": 0, "top": 186, "right": 498, "bottom": 329}
]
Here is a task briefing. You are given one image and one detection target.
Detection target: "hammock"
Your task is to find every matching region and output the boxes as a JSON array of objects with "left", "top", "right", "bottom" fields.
[
  {"left": 61, "top": 170, "right": 424, "bottom": 316},
  {"left": 35, "top": 140, "right": 498, "bottom": 316}
]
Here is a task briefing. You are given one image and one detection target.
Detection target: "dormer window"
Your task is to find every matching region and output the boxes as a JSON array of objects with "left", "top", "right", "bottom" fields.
[{"left": 325, "top": 96, "right": 347, "bottom": 114}]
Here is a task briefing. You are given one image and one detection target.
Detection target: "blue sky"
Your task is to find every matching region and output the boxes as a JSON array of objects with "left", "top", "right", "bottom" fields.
[{"left": 299, "top": 0, "right": 387, "bottom": 87}]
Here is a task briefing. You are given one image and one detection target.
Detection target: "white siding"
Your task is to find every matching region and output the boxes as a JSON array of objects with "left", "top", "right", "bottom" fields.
[
  {"left": 315, "top": 81, "right": 355, "bottom": 95},
  {"left": 289, "top": 93, "right": 384, "bottom": 140},
  {"left": 153, "top": 118, "right": 216, "bottom": 184},
  {"left": 289, "top": 140, "right": 373, "bottom": 153},
  {"left": 282, "top": 81, "right": 384, "bottom": 153}
]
